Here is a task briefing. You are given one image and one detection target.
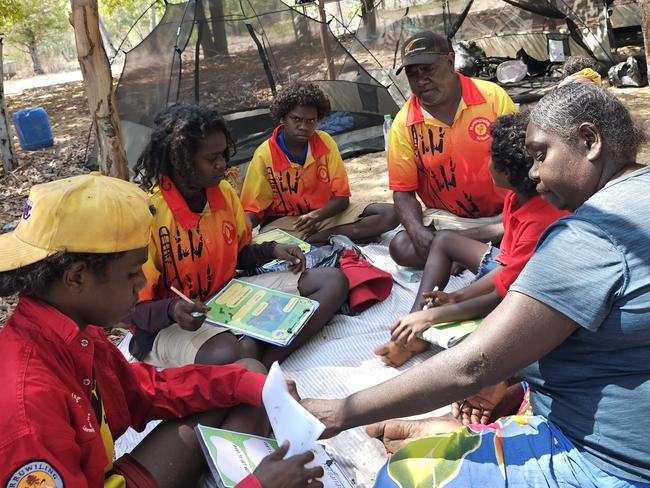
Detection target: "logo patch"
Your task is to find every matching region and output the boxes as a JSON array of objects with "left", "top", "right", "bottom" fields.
[
  {"left": 6, "top": 460, "right": 64, "bottom": 488},
  {"left": 468, "top": 117, "right": 492, "bottom": 142},
  {"left": 21, "top": 200, "right": 33, "bottom": 220},
  {"left": 222, "top": 221, "right": 236, "bottom": 246},
  {"left": 316, "top": 164, "right": 329, "bottom": 183},
  {"left": 404, "top": 38, "right": 426, "bottom": 56}
]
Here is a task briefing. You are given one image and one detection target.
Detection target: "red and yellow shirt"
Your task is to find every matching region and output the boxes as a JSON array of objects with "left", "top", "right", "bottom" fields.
[
  {"left": 240, "top": 127, "right": 352, "bottom": 224},
  {"left": 493, "top": 191, "right": 570, "bottom": 297},
  {"left": 140, "top": 176, "right": 251, "bottom": 303},
  {"left": 387, "top": 74, "right": 516, "bottom": 218}
]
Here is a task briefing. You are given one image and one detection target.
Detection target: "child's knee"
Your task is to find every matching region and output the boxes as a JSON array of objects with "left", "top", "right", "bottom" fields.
[
  {"left": 235, "top": 357, "right": 267, "bottom": 374},
  {"left": 429, "top": 229, "right": 454, "bottom": 252},
  {"left": 299, "top": 267, "right": 348, "bottom": 299}
]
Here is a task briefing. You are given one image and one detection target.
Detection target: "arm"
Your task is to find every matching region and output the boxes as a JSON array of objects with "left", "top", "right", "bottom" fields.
[
  {"left": 294, "top": 196, "right": 350, "bottom": 236},
  {"left": 392, "top": 290, "right": 502, "bottom": 344},
  {"left": 305, "top": 291, "right": 578, "bottom": 436},
  {"left": 246, "top": 212, "right": 261, "bottom": 230},
  {"left": 449, "top": 268, "right": 501, "bottom": 303},
  {"left": 393, "top": 190, "right": 432, "bottom": 258},
  {"left": 457, "top": 222, "right": 504, "bottom": 245},
  {"left": 237, "top": 241, "right": 278, "bottom": 269}
]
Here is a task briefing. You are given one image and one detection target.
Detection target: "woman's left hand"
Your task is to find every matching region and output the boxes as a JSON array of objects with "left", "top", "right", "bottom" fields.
[{"left": 273, "top": 244, "right": 306, "bottom": 273}]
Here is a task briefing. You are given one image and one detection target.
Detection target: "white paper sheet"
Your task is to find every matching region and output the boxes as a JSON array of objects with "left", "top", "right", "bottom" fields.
[{"left": 262, "top": 361, "right": 325, "bottom": 457}]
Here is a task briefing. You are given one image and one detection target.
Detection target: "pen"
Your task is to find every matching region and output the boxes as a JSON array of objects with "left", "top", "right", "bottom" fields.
[
  {"left": 422, "top": 286, "right": 439, "bottom": 310},
  {"left": 170, "top": 286, "right": 205, "bottom": 317}
]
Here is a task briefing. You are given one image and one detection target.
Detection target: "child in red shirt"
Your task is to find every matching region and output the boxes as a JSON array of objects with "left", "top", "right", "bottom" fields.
[
  {"left": 0, "top": 174, "right": 320, "bottom": 488},
  {"left": 377, "top": 112, "right": 569, "bottom": 366}
]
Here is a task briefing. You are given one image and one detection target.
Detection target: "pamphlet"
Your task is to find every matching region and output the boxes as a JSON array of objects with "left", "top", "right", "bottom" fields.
[
  {"left": 252, "top": 228, "right": 313, "bottom": 272},
  {"left": 204, "top": 279, "right": 318, "bottom": 346},
  {"left": 196, "top": 425, "right": 354, "bottom": 488},
  {"left": 421, "top": 318, "right": 482, "bottom": 349}
]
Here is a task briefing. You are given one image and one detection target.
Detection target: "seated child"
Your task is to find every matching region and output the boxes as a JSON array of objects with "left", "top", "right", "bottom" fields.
[
  {"left": 240, "top": 81, "right": 399, "bottom": 244},
  {"left": 0, "top": 173, "right": 321, "bottom": 487},
  {"left": 376, "top": 112, "right": 570, "bottom": 367},
  {"left": 130, "top": 104, "right": 348, "bottom": 369},
  {"left": 559, "top": 55, "right": 602, "bottom": 86}
]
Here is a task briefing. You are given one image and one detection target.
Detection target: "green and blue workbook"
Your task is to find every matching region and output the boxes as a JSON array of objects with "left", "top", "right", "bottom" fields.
[
  {"left": 204, "top": 279, "right": 318, "bottom": 347},
  {"left": 421, "top": 318, "right": 482, "bottom": 348}
]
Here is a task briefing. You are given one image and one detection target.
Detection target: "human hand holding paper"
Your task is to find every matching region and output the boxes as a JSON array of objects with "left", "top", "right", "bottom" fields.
[{"left": 262, "top": 362, "right": 325, "bottom": 457}]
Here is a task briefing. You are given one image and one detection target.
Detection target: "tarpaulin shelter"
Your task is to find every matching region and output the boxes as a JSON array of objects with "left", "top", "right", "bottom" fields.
[
  {"left": 115, "top": 0, "right": 399, "bottom": 169},
  {"left": 346, "top": 0, "right": 641, "bottom": 103}
]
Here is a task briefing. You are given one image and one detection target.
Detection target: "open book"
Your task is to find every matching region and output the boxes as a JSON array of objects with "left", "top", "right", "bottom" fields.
[
  {"left": 251, "top": 228, "right": 313, "bottom": 272},
  {"left": 421, "top": 318, "right": 482, "bottom": 349},
  {"left": 196, "top": 426, "right": 354, "bottom": 488},
  {"left": 204, "top": 279, "right": 318, "bottom": 346}
]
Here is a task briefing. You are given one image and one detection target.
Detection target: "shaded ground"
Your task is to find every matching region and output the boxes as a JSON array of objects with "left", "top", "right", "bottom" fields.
[{"left": 0, "top": 79, "right": 649, "bottom": 324}]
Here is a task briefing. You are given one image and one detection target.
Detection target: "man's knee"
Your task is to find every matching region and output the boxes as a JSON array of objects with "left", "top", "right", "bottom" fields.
[
  {"left": 235, "top": 357, "right": 267, "bottom": 374},
  {"left": 389, "top": 231, "right": 413, "bottom": 263}
]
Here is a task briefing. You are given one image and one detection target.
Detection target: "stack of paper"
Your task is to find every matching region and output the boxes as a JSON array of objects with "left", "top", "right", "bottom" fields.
[{"left": 421, "top": 318, "right": 482, "bottom": 349}]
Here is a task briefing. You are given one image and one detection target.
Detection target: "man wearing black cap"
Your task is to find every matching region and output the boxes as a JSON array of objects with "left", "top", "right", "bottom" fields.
[{"left": 387, "top": 31, "right": 516, "bottom": 268}]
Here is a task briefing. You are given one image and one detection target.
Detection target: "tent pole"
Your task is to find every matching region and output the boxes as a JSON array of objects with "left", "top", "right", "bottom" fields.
[
  {"left": 642, "top": 0, "right": 650, "bottom": 74},
  {"left": 317, "top": 0, "right": 335, "bottom": 80}
]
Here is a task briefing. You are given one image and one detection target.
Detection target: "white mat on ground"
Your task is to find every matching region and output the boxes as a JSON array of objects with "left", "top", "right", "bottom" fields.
[{"left": 115, "top": 243, "right": 474, "bottom": 487}]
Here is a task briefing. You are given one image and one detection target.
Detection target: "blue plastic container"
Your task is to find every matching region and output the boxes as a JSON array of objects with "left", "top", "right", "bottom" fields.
[{"left": 12, "top": 107, "right": 54, "bottom": 150}]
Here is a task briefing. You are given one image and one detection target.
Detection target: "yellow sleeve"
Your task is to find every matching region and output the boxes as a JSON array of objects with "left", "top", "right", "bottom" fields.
[
  {"left": 321, "top": 132, "right": 351, "bottom": 197},
  {"left": 222, "top": 180, "right": 253, "bottom": 251},
  {"left": 493, "top": 84, "right": 517, "bottom": 116},
  {"left": 138, "top": 237, "right": 161, "bottom": 302},
  {"left": 240, "top": 144, "right": 274, "bottom": 219},
  {"left": 387, "top": 114, "right": 418, "bottom": 192}
]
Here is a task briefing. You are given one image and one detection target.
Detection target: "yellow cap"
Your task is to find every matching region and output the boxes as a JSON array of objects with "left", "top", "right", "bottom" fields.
[
  {"left": 570, "top": 68, "right": 602, "bottom": 85},
  {"left": 0, "top": 172, "right": 153, "bottom": 272}
]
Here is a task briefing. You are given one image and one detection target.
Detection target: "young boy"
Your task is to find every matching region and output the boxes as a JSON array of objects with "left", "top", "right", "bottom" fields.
[
  {"left": 376, "top": 112, "right": 570, "bottom": 366},
  {"left": 240, "top": 81, "right": 399, "bottom": 244},
  {"left": 0, "top": 173, "right": 322, "bottom": 487}
]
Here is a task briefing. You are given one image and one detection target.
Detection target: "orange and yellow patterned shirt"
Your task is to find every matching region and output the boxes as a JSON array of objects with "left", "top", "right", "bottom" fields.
[
  {"left": 388, "top": 73, "right": 516, "bottom": 218},
  {"left": 139, "top": 176, "right": 251, "bottom": 303},
  {"left": 240, "top": 127, "right": 352, "bottom": 225}
]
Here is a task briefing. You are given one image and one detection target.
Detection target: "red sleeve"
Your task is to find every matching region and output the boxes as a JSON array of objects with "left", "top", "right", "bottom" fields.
[
  {"left": 236, "top": 474, "right": 263, "bottom": 488},
  {"left": 107, "top": 343, "right": 266, "bottom": 431},
  {"left": 493, "top": 238, "right": 538, "bottom": 297}
]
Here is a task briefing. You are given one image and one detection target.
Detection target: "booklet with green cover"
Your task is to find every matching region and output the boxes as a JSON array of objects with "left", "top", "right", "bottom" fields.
[
  {"left": 204, "top": 279, "right": 318, "bottom": 346},
  {"left": 252, "top": 228, "right": 313, "bottom": 271},
  {"left": 195, "top": 425, "right": 354, "bottom": 488},
  {"left": 421, "top": 318, "right": 482, "bottom": 349}
]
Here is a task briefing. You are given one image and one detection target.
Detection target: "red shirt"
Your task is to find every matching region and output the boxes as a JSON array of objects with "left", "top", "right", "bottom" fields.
[
  {"left": 494, "top": 192, "right": 570, "bottom": 297},
  {"left": 0, "top": 295, "right": 265, "bottom": 487}
]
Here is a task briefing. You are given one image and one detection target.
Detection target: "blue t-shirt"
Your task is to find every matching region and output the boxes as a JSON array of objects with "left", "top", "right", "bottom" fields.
[
  {"left": 511, "top": 165, "right": 650, "bottom": 483},
  {"left": 277, "top": 129, "right": 308, "bottom": 165}
]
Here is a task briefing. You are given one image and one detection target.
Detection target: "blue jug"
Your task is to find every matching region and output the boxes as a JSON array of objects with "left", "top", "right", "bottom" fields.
[{"left": 12, "top": 107, "right": 54, "bottom": 150}]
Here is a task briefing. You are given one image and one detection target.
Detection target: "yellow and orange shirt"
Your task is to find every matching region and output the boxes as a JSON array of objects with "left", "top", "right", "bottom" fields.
[
  {"left": 240, "top": 127, "right": 352, "bottom": 225},
  {"left": 139, "top": 176, "right": 251, "bottom": 303},
  {"left": 387, "top": 73, "right": 516, "bottom": 218}
]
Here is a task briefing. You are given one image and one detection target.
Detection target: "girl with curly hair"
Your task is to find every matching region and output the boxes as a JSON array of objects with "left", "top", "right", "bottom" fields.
[
  {"left": 240, "top": 81, "right": 399, "bottom": 244},
  {"left": 375, "top": 111, "right": 569, "bottom": 367},
  {"left": 130, "top": 103, "right": 347, "bottom": 369}
]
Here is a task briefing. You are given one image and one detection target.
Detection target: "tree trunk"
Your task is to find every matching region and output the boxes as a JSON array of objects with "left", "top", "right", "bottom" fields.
[
  {"left": 0, "top": 35, "right": 16, "bottom": 173},
  {"left": 150, "top": 5, "right": 157, "bottom": 32},
  {"left": 28, "top": 41, "right": 45, "bottom": 75},
  {"left": 361, "top": 0, "right": 377, "bottom": 37},
  {"left": 642, "top": 0, "right": 650, "bottom": 76},
  {"left": 209, "top": 0, "right": 228, "bottom": 55},
  {"left": 317, "top": 0, "right": 335, "bottom": 80},
  {"left": 98, "top": 15, "right": 118, "bottom": 59},
  {"left": 70, "top": 0, "right": 129, "bottom": 180}
]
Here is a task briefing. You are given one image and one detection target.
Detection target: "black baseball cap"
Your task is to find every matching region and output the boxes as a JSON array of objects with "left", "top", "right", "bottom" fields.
[{"left": 396, "top": 31, "right": 453, "bottom": 75}]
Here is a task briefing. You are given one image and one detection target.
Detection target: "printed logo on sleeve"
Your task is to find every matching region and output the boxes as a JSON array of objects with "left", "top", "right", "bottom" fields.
[
  {"left": 222, "top": 221, "right": 236, "bottom": 246},
  {"left": 316, "top": 164, "right": 329, "bottom": 183},
  {"left": 468, "top": 117, "right": 492, "bottom": 142},
  {"left": 5, "top": 460, "right": 64, "bottom": 488}
]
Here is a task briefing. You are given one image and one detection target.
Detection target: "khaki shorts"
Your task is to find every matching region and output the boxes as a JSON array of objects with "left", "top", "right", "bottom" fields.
[
  {"left": 144, "top": 271, "right": 301, "bottom": 368},
  {"left": 260, "top": 201, "right": 368, "bottom": 240},
  {"left": 419, "top": 207, "right": 502, "bottom": 231}
]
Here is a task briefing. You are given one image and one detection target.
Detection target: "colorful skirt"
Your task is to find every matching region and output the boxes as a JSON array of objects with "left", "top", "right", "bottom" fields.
[{"left": 374, "top": 415, "right": 649, "bottom": 488}]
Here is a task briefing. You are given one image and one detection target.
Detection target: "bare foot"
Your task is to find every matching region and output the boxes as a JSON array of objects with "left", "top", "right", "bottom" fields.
[
  {"left": 374, "top": 339, "right": 430, "bottom": 367},
  {"left": 366, "top": 416, "right": 462, "bottom": 454}
]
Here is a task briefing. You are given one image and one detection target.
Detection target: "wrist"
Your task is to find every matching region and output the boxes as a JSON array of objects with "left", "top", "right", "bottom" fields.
[{"left": 167, "top": 300, "right": 179, "bottom": 323}]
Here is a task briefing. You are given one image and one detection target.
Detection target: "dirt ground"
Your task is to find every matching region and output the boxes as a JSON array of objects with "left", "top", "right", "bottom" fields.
[{"left": 0, "top": 79, "right": 649, "bottom": 323}]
